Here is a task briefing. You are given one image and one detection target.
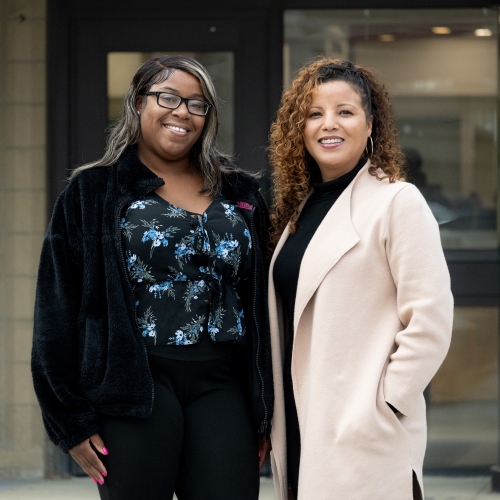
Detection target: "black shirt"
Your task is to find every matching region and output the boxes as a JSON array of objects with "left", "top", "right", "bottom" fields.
[{"left": 122, "top": 192, "right": 252, "bottom": 359}]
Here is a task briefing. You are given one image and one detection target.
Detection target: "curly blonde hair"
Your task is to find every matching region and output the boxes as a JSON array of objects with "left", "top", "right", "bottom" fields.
[{"left": 269, "top": 57, "right": 406, "bottom": 250}]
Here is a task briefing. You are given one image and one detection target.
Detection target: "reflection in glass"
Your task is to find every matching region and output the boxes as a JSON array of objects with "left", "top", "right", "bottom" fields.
[
  {"left": 284, "top": 9, "right": 498, "bottom": 250},
  {"left": 108, "top": 52, "right": 234, "bottom": 154},
  {"left": 428, "top": 307, "right": 498, "bottom": 468}
]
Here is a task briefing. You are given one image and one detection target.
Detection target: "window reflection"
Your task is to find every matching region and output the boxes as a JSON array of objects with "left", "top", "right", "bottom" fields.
[
  {"left": 428, "top": 307, "right": 498, "bottom": 468},
  {"left": 107, "top": 52, "right": 234, "bottom": 154},
  {"left": 284, "top": 9, "right": 498, "bottom": 249}
]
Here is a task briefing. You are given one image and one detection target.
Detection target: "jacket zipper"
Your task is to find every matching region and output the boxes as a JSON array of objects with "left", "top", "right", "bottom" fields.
[
  {"left": 249, "top": 209, "right": 268, "bottom": 435},
  {"left": 116, "top": 193, "right": 156, "bottom": 415}
]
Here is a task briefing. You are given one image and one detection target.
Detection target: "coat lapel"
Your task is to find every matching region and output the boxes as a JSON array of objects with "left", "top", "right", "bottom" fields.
[{"left": 293, "top": 166, "right": 365, "bottom": 330}]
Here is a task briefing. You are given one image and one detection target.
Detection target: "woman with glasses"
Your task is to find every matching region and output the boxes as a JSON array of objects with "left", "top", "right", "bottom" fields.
[
  {"left": 267, "top": 58, "right": 453, "bottom": 500},
  {"left": 31, "top": 55, "right": 272, "bottom": 500}
]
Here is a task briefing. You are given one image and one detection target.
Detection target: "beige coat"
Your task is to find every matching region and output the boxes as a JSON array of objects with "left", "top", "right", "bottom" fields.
[{"left": 269, "top": 162, "right": 453, "bottom": 500}]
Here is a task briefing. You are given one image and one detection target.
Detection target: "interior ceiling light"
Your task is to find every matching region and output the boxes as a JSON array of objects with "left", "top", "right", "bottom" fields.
[
  {"left": 379, "top": 34, "right": 395, "bottom": 42},
  {"left": 432, "top": 27, "right": 451, "bottom": 35},
  {"left": 474, "top": 28, "right": 492, "bottom": 37}
]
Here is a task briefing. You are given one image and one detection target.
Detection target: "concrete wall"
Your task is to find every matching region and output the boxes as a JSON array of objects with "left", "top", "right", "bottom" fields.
[{"left": 0, "top": 0, "right": 47, "bottom": 479}]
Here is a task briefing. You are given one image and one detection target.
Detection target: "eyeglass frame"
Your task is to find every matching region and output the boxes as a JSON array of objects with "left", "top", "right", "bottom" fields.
[{"left": 140, "top": 91, "right": 212, "bottom": 116}]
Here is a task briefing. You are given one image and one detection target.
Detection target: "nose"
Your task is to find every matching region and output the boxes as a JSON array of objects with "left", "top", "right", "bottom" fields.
[
  {"left": 322, "top": 111, "right": 339, "bottom": 130},
  {"left": 172, "top": 101, "right": 190, "bottom": 119}
]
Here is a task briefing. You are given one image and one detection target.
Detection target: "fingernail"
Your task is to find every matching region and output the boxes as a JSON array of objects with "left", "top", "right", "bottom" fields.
[
  {"left": 259, "top": 450, "right": 263, "bottom": 458},
  {"left": 98, "top": 479, "right": 104, "bottom": 485},
  {"left": 92, "top": 478, "right": 97, "bottom": 483},
  {"left": 102, "top": 447, "right": 109, "bottom": 455},
  {"left": 102, "top": 472, "right": 107, "bottom": 477}
]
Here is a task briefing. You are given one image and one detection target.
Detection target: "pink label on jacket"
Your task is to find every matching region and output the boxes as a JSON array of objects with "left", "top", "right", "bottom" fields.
[{"left": 237, "top": 201, "right": 254, "bottom": 211}]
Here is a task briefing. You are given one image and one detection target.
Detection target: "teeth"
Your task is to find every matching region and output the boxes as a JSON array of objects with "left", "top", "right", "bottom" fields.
[
  {"left": 166, "top": 125, "right": 187, "bottom": 133},
  {"left": 320, "top": 138, "right": 343, "bottom": 144}
]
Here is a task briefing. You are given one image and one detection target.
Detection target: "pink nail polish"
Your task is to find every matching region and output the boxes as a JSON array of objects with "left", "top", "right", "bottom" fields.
[
  {"left": 98, "top": 479, "right": 104, "bottom": 485},
  {"left": 92, "top": 478, "right": 97, "bottom": 483},
  {"left": 102, "top": 472, "right": 107, "bottom": 477},
  {"left": 102, "top": 447, "right": 109, "bottom": 455}
]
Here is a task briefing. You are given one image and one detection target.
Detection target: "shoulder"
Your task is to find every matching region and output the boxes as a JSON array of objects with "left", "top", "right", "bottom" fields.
[
  {"left": 50, "top": 166, "right": 115, "bottom": 224},
  {"left": 357, "top": 166, "right": 422, "bottom": 202},
  {"left": 64, "top": 165, "right": 115, "bottom": 202},
  {"left": 68, "top": 165, "right": 114, "bottom": 191},
  {"left": 221, "top": 165, "right": 263, "bottom": 201}
]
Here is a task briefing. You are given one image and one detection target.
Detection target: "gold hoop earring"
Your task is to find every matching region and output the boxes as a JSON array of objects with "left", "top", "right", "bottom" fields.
[{"left": 365, "top": 136, "right": 374, "bottom": 158}]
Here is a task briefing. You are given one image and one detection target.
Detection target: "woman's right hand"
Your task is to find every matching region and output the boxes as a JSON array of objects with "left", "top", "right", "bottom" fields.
[{"left": 68, "top": 433, "right": 108, "bottom": 485}]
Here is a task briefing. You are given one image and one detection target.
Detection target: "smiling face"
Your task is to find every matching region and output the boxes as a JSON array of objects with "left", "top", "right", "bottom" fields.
[
  {"left": 136, "top": 69, "right": 206, "bottom": 168},
  {"left": 303, "top": 80, "right": 373, "bottom": 182}
]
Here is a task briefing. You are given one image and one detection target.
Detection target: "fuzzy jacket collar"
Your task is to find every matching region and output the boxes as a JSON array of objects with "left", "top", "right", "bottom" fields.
[{"left": 115, "top": 146, "right": 261, "bottom": 207}]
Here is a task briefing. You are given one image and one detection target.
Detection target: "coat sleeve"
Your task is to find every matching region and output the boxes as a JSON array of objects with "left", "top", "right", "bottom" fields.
[
  {"left": 383, "top": 183, "right": 454, "bottom": 417},
  {"left": 31, "top": 188, "right": 101, "bottom": 452}
]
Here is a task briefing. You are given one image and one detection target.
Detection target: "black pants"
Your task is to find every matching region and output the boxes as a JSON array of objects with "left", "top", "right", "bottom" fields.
[{"left": 97, "top": 353, "right": 259, "bottom": 500}]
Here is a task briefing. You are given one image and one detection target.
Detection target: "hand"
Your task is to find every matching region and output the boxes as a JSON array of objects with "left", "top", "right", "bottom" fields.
[
  {"left": 68, "top": 433, "right": 108, "bottom": 484},
  {"left": 258, "top": 435, "right": 272, "bottom": 471}
]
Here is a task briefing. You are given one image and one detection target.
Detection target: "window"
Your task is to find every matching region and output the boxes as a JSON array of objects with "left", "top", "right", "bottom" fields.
[{"left": 285, "top": 9, "right": 498, "bottom": 250}]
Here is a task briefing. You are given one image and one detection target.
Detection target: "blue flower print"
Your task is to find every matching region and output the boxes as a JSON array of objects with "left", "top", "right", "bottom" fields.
[
  {"left": 137, "top": 307, "right": 157, "bottom": 344},
  {"left": 169, "top": 315, "right": 205, "bottom": 345},
  {"left": 121, "top": 218, "right": 138, "bottom": 241},
  {"left": 126, "top": 199, "right": 159, "bottom": 215},
  {"left": 126, "top": 251, "right": 154, "bottom": 283},
  {"left": 148, "top": 281, "right": 175, "bottom": 299},
  {"left": 162, "top": 205, "right": 187, "bottom": 219},
  {"left": 212, "top": 232, "right": 242, "bottom": 276},
  {"left": 175, "top": 218, "right": 209, "bottom": 268},
  {"left": 140, "top": 219, "right": 180, "bottom": 257},
  {"left": 208, "top": 304, "right": 225, "bottom": 341},
  {"left": 147, "top": 267, "right": 186, "bottom": 299},
  {"left": 243, "top": 228, "right": 252, "bottom": 254},
  {"left": 174, "top": 238, "right": 197, "bottom": 268},
  {"left": 221, "top": 203, "right": 243, "bottom": 227},
  {"left": 199, "top": 266, "right": 223, "bottom": 282},
  {"left": 227, "top": 308, "right": 245, "bottom": 337},
  {"left": 183, "top": 280, "right": 208, "bottom": 312}
]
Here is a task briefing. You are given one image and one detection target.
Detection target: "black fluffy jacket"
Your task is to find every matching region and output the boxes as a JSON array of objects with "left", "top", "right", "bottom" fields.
[{"left": 31, "top": 147, "right": 273, "bottom": 452}]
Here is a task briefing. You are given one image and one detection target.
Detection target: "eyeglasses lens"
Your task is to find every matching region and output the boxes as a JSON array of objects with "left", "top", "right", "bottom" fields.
[{"left": 158, "top": 93, "right": 208, "bottom": 116}]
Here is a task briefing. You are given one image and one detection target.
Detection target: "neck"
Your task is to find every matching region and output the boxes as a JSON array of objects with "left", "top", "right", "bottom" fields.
[{"left": 137, "top": 148, "right": 194, "bottom": 180}]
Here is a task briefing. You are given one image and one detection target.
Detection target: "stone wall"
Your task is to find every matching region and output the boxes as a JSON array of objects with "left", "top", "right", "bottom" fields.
[{"left": 0, "top": 0, "right": 47, "bottom": 479}]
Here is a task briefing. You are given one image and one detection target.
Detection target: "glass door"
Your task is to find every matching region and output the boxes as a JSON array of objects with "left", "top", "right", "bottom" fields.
[{"left": 53, "top": 15, "right": 270, "bottom": 202}]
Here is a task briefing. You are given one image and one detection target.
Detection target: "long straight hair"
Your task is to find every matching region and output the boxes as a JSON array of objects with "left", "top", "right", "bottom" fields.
[{"left": 70, "top": 55, "right": 231, "bottom": 196}]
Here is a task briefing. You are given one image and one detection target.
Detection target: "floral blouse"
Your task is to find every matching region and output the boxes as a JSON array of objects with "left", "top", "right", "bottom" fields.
[{"left": 121, "top": 193, "right": 252, "bottom": 346}]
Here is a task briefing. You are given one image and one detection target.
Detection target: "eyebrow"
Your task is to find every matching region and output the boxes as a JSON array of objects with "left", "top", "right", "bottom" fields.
[
  {"left": 310, "top": 103, "right": 357, "bottom": 109},
  {"left": 157, "top": 86, "right": 205, "bottom": 99}
]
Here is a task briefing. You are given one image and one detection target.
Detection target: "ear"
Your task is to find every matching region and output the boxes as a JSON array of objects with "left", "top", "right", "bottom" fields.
[
  {"left": 135, "top": 95, "right": 144, "bottom": 113},
  {"left": 367, "top": 115, "right": 374, "bottom": 136}
]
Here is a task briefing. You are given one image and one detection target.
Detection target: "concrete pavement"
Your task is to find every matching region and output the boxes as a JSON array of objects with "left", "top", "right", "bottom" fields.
[{"left": 1, "top": 475, "right": 500, "bottom": 499}]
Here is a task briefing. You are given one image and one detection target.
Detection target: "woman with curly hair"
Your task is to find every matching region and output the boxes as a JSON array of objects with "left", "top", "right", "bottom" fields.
[{"left": 267, "top": 58, "right": 453, "bottom": 500}]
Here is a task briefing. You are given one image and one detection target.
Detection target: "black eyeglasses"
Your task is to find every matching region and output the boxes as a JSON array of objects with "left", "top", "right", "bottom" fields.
[{"left": 141, "top": 92, "right": 212, "bottom": 116}]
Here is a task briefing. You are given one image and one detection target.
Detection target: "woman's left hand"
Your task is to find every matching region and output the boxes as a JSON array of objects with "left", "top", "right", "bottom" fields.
[{"left": 259, "top": 436, "right": 272, "bottom": 470}]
